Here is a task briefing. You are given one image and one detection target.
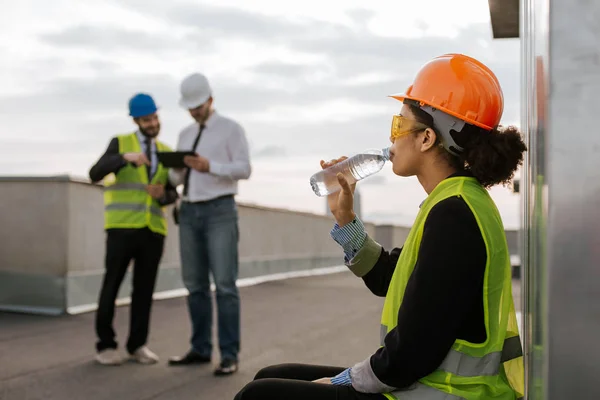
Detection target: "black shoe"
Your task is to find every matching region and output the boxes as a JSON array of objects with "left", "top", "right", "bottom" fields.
[
  {"left": 168, "top": 350, "right": 211, "bottom": 366},
  {"left": 214, "top": 359, "right": 238, "bottom": 376}
]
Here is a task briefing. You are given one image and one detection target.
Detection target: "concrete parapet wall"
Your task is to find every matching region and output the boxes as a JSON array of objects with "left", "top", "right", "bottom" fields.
[{"left": 0, "top": 176, "right": 519, "bottom": 315}]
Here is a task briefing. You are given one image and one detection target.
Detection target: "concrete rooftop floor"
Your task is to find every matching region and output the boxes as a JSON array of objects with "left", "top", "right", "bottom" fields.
[{"left": 0, "top": 271, "right": 521, "bottom": 400}]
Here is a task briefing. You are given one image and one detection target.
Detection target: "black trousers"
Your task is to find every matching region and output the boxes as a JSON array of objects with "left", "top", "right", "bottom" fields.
[
  {"left": 234, "top": 364, "right": 387, "bottom": 400},
  {"left": 95, "top": 228, "right": 165, "bottom": 354}
]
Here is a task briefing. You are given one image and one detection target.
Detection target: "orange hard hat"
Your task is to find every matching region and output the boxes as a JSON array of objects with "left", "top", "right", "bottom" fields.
[{"left": 389, "top": 53, "right": 504, "bottom": 131}]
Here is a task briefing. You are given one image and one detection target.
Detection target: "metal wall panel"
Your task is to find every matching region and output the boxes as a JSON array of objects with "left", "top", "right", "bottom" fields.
[
  {"left": 546, "top": 0, "right": 600, "bottom": 397},
  {"left": 520, "top": 0, "right": 549, "bottom": 396},
  {"left": 523, "top": 0, "right": 600, "bottom": 397}
]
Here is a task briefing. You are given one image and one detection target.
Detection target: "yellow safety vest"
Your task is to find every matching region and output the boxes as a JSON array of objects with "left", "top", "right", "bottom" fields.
[
  {"left": 380, "top": 177, "right": 524, "bottom": 400},
  {"left": 103, "top": 132, "right": 172, "bottom": 236}
]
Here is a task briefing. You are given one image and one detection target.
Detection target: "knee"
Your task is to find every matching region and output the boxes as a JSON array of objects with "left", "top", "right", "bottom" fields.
[
  {"left": 182, "top": 278, "right": 203, "bottom": 294},
  {"left": 211, "top": 252, "right": 239, "bottom": 290},
  {"left": 214, "top": 275, "right": 238, "bottom": 298},
  {"left": 182, "top": 277, "right": 208, "bottom": 295},
  {"left": 234, "top": 379, "right": 274, "bottom": 400},
  {"left": 181, "top": 268, "right": 208, "bottom": 294},
  {"left": 233, "top": 381, "right": 253, "bottom": 400},
  {"left": 254, "top": 364, "right": 287, "bottom": 380},
  {"left": 215, "top": 282, "right": 238, "bottom": 298},
  {"left": 233, "top": 385, "right": 244, "bottom": 400}
]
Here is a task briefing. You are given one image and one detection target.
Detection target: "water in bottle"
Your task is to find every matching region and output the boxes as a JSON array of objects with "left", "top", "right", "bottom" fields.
[{"left": 310, "top": 147, "right": 391, "bottom": 196}]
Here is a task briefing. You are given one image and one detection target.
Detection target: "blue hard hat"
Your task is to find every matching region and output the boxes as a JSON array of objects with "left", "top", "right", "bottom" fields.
[{"left": 128, "top": 93, "right": 158, "bottom": 118}]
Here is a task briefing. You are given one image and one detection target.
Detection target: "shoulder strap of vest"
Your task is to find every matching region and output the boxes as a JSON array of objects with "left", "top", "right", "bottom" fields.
[{"left": 116, "top": 132, "right": 141, "bottom": 153}]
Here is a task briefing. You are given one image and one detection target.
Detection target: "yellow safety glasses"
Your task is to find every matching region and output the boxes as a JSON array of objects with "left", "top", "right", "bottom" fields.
[{"left": 390, "top": 114, "right": 429, "bottom": 142}]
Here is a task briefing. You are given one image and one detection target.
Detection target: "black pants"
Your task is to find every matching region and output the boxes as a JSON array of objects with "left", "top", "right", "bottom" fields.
[
  {"left": 234, "top": 364, "right": 387, "bottom": 400},
  {"left": 95, "top": 228, "right": 165, "bottom": 354}
]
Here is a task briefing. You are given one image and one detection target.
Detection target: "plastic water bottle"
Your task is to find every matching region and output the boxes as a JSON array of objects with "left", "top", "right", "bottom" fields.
[{"left": 310, "top": 147, "right": 391, "bottom": 196}]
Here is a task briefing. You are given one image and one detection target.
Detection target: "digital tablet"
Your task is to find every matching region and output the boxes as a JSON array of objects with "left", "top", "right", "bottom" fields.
[{"left": 157, "top": 151, "right": 196, "bottom": 168}]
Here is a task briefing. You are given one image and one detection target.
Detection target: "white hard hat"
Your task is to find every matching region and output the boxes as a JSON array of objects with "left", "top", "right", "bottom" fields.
[{"left": 179, "top": 73, "right": 212, "bottom": 109}]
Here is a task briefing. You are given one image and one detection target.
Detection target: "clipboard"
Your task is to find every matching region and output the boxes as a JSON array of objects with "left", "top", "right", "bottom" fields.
[{"left": 157, "top": 151, "right": 196, "bottom": 168}]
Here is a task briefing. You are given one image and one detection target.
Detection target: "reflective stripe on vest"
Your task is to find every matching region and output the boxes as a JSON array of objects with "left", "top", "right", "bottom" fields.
[
  {"left": 388, "top": 383, "right": 464, "bottom": 400},
  {"left": 104, "top": 182, "right": 147, "bottom": 191},
  {"left": 105, "top": 203, "right": 164, "bottom": 218},
  {"left": 386, "top": 384, "right": 525, "bottom": 400},
  {"left": 380, "top": 325, "right": 523, "bottom": 377}
]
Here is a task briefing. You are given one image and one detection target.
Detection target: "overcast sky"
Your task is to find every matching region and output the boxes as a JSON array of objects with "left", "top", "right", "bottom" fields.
[{"left": 0, "top": 0, "right": 522, "bottom": 228}]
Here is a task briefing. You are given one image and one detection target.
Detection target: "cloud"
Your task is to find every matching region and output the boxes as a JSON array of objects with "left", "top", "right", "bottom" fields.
[
  {"left": 69, "top": 3, "right": 518, "bottom": 79},
  {"left": 25, "top": 2, "right": 519, "bottom": 121},
  {"left": 344, "top": 8, "right": 378, "bottom": 27},
  {"left": 252, "top": 145, "right": 288, "bottom": 158},
  {"left": 0, "top": 73, "right": 180, "bottom": 116},
  {"left": 48, "top": 11, "right": 519, "bottom": 121},
  {"left": 88, "top": 60, "right": 121, "bottom": 73},
  {"left": 251, "top": 62, "right": 318, "bottom": 79},
  {"left": 40, "top": 25, "right": 186, "bottom": 51},
  {"left": 165, "top": 4, "right": 307, "bottom": 40}
]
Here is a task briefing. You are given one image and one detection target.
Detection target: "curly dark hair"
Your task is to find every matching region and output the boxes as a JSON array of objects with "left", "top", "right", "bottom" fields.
[{"left": 407, "top": 104, "right": 527, "bottom": 188}]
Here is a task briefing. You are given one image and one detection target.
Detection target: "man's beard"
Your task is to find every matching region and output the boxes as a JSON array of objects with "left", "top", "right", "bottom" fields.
[
  {"left": 139, "top": 124, "right": 160, "bottom": 138},
  {"left": 194, "top": 107, "right": 211, "bottom": 124}
]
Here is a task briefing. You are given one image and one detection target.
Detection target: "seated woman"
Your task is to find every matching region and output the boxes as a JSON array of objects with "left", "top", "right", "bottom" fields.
[{"left": 234, "top": 53, "right": 526, "bottom": 400}]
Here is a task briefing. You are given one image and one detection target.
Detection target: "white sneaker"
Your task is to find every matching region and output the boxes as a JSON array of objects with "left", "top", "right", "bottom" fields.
[
  {"left": 95, "top": 349, "right": 124, "bottom": 366},
  {"left": 130, "top": 346, "right": 159, "bottom": 364}
]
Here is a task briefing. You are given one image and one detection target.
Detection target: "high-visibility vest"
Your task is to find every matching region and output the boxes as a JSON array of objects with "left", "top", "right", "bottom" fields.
[
  {"left": 380, "top": 177, "right": 524, "bottom": 400},
  {"left": 103, "top": 132, "right": 172, "bottom": 236}
]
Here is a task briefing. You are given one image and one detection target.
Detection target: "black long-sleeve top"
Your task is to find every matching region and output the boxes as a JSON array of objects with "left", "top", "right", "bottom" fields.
[{"left": 364, "top": 195, "right": 488, "bottom": 389}]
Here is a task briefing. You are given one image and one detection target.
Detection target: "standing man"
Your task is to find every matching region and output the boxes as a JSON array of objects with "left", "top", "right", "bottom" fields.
[
  {"left": 89, "top": 93, "right": 178, "bottom": 366},
  {"left": 167, "top": 73, "right": 251, "bottom": 376}
]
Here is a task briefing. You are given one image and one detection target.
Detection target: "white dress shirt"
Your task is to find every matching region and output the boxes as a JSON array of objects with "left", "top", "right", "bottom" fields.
[{"left": 169, "top": 111, "right": 251, "bottom": 202}]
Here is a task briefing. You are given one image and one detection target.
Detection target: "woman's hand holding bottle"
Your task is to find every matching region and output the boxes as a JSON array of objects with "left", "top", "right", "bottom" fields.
[{"left": 320, "top": 156, "right": 356, "bottom": 227}]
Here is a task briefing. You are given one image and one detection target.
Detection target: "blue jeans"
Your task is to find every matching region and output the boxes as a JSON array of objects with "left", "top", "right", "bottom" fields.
[{"left": 179, "top": 196, "right": 240, "bottom": 361}]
